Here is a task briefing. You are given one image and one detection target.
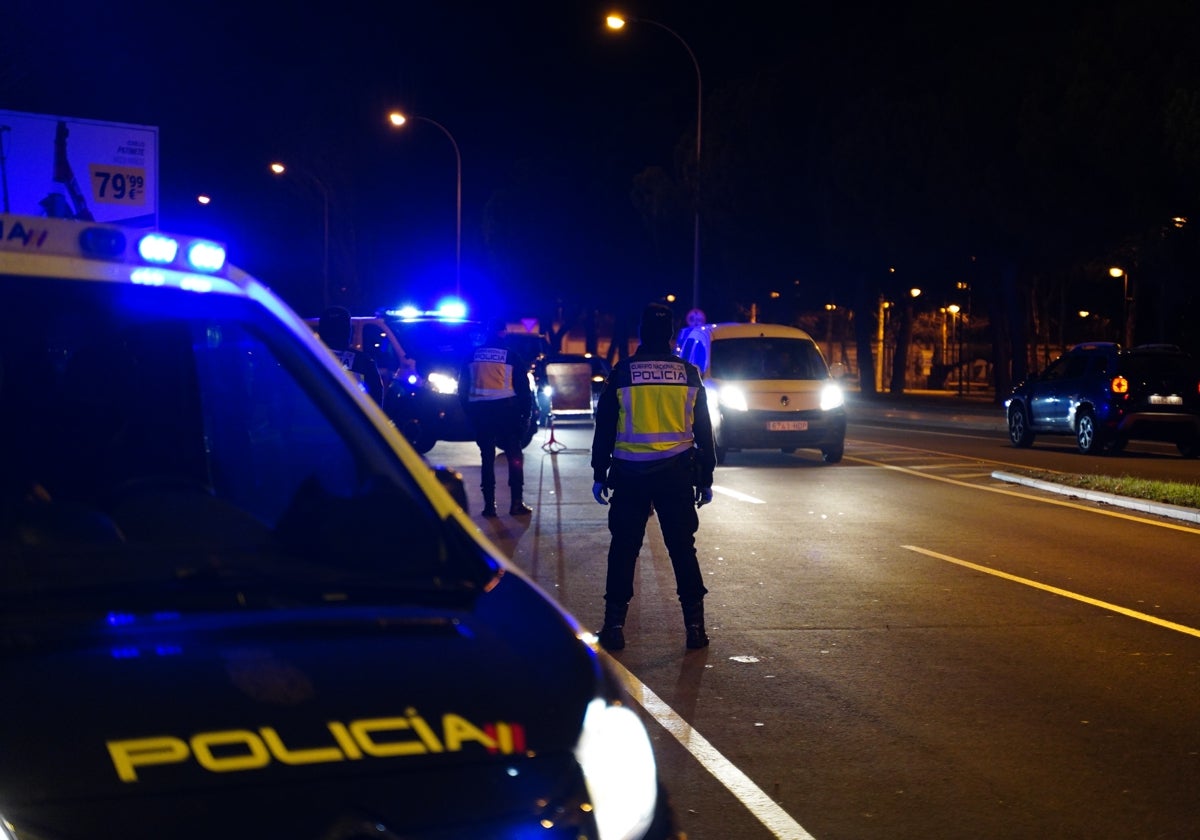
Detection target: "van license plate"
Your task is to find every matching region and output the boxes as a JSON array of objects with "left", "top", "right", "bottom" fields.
[
  {"left": 768, "top": 420, "right": 808, "bottom": 431},
  {"left": 1149, "top": 395, "right": 1183, "bottom": 405}
]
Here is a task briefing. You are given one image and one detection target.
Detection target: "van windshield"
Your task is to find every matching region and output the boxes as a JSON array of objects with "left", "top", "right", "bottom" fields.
[{"left": 711, "top": 337, "right": 828, "bottom": 380}]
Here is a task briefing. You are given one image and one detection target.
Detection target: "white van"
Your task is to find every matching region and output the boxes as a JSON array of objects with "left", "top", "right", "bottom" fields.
[{"left": 677, "top": 322, "right": 847, "bottom": 464}]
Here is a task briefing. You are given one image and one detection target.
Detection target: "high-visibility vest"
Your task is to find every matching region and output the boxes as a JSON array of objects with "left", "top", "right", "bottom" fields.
[
  {"left": 466, "top": 346, "right": 516, "bottom": 402},
  {"left": 614, "top": 358, "right": 699, "bottom": 461}
]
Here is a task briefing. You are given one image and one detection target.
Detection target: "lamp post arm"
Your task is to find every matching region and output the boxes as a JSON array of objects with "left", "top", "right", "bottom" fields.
[
  {"left": 414, "top": 116, "right": 463, "bottom": 297},
  {"left": 633, "top": 17, "right": 702, "bottom": 160}
]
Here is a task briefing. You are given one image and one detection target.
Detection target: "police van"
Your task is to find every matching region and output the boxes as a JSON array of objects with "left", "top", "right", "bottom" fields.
[
  {"left": 677, "top": 321, "right": 847, "bottom": 464},
  {"left": 0, "top": 214, "right": 678, "bottom": 840}
]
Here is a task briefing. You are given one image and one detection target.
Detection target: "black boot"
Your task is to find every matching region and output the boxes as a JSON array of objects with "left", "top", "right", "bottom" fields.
[
  {"left": 481, "top": 488, "right": 497, "bottom": 518},
  {"left": 509, "top": 489, "right": 532, "bottom": 516},
  {"left": 597, "top": 602, "right": 628, "bottom": 651},
  {"left": 682, "top": 600, "right": 709, "bottom": 649}
]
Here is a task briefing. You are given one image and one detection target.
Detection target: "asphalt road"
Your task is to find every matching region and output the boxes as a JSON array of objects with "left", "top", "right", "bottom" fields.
[{"left": 425, "top": 397, "right": 1200, "bottom": 840}]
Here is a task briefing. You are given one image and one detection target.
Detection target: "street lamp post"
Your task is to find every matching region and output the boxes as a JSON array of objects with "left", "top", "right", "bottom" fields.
[
  {"left": 1109, "top": 266, "right": 1132, "bottom": 347},
  {"left": 606, "top": 13, "right": 703, "bottom": 312},
  {"left": 388, "top": 111, "right": 462, "bottom": 298},
  {"left": 270, "top": 162, "right": 331, "bottom": 309}
]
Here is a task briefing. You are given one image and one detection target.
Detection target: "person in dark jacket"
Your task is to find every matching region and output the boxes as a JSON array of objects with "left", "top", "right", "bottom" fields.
[
  {"left": 460, "top": 318, "right": 533, "bottom": 517},
  {"left": 317, "top": 306, "right": 384, "bottom": 405},
  {"left": 590, "top": 303, "right": 717, "bottom": 651}
]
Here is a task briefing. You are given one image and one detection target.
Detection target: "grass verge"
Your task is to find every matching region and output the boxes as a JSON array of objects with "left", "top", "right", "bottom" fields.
[{"left": 1008, "top": 469, "right": 1200, "bottom": 510}]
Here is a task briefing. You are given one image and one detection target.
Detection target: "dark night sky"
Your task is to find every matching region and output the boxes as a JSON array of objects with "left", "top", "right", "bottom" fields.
[{"left": 5, "top": 0, "right": 1198, "bottom": 338}]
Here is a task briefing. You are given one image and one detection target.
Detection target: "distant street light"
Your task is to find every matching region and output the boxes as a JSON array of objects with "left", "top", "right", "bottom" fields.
[
  {"left": 1109, "top": 266, "right": 1133, "bottom": 347},
  {"left": 606, "top": 12, "right": 703, "bottom": 312},
  {"left": 270, "top": 161, "right": 331, "bottom": 309},
  {"left": 388, "top": 111, "right": 463, "bottom": 297}
]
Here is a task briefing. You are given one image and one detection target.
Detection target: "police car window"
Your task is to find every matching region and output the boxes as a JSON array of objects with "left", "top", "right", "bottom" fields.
[{"left": 1, "top": 279, "right": 473, "bottom": 600}]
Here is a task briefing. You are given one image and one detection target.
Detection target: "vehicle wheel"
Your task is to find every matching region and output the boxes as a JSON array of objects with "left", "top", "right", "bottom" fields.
[
  {"left": 1075, "top": 409, "right": 1103, "bottom": 455},
  {"left": 1105, "top": 435, "right": 1128, "bottom": 454},
  {"left": 1177, "top": 439, "right": 1200, "bottom": 458},
  {"left": 780, "top": 447, "right": 796, "bottom": 454},
  {"left": 821, "top": 443, "right": 844, "bottom": 464},
  {"left": 1007, "top": 403, "right": 1034, "bottom": 447}
]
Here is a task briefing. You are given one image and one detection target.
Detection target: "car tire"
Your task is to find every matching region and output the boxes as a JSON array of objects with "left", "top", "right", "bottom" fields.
[
  {"left": 1177, "top": 439, "right": 1200, "bottom": 458},
  {"left": 1007, "top": 403, "right": 1035, "bottom": 447},
  {"left": 1075, "top": 409, "right": 1103, "bottom": 455},
  {"left": 821, "top": 443, "right": 844, "bottom": 464}
]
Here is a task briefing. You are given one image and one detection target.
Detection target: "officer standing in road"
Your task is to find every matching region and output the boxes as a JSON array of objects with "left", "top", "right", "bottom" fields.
[
  {"left": 591, "top": 303, "right": 716, "bottom": 651},
  {"left": 317, "top": 305, "right": 384, "bottom": 405},
  {"left": 460, "top": 317, "right": 533, "bottom": 518}
]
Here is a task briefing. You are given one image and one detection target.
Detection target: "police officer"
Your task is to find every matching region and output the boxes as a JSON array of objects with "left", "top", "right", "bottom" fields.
[
  {"left": 317, "top": 306, "right": 384, "bottom": 405},
  {"left": 460, "top": 318, "right": 533, "bottom": 518},
  {"left": 591, "top": 303, "right": 716, "bottom": 651}
]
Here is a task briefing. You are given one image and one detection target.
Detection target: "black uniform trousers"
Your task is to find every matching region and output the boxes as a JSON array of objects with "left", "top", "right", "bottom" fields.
[
  {"left": 604, "top": 453, "right": 707, "bottom": 606},
  {"left": 466, "top": 398, "right": 525, "bottom": 493}
]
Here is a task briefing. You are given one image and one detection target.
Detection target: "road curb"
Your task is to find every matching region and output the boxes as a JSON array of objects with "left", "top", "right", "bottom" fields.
[{"left": 991, "top": 471, "right": 1200, "bottom": 525}]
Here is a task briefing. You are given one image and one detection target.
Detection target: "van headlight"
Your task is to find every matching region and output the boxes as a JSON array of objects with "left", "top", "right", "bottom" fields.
[
  {"left": 427, "top": 372, "right": 459, "bottom": 394},
  {"left": 820, "top": 382, "right": 844, "bottom": 411},
  {"left": 717, "top": 384, "right": 748, "bottom": 412},
  {"left": 575, "top": 698, "right": 658, "bottom": 840}
]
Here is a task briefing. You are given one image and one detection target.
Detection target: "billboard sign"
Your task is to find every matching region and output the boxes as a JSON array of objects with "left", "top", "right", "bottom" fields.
[{"left": 0, "top": 109, "right": 158, "bottom": 227}]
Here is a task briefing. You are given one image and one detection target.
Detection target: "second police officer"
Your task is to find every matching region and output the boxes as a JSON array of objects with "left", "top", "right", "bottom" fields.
[{"left": 460, "top": 317, "right": 533, "bottom": 518}]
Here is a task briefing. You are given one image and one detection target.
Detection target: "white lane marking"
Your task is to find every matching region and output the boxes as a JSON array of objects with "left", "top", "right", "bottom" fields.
[
  {"left": 712, "top": 485, "right": 766, "bottom": 504},
  {"left": 606, "top": 655, "right": 817, "bottom": 840},
  {"left": 904, "top": 544, "right": 1200, "bottom": 639}
]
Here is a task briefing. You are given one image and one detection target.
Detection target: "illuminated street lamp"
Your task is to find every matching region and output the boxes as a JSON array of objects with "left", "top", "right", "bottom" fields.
[
  {"left": 388, "top": 111, "right": 463, "bottom": 297},
  {"left": 1109, "top": 266, "right": 1133, "bottom": 347},
  {"left": 270, "top": 161, "right": 331, "bottom": 309},
  {"left": 606, "top": 12, "right": 703, "bottom": 311}
]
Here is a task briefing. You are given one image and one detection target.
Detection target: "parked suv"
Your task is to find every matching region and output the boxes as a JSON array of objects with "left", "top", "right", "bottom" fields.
[
  {"left": 677, "top": 322, "right": 847, "bottom": 464},
  {"left": 1005, "top": 342, "right": 1200, "bottom": 456}
]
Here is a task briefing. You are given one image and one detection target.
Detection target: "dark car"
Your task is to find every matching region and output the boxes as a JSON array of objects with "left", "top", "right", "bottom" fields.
[
  {"left": 535, "top": 353, "right": 611, "bottom": 425},
  {"left": 0, "top": 213, "right": 678, "bottom": 840},
  {"left": 1005, "top": 342, "right": 1200, "bottom": 456},
  {"left": 380, "top": 314, "right": 540, "bottom": 454}
]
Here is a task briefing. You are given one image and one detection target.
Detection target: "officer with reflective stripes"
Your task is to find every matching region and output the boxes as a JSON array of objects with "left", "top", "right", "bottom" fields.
[
  {"left": 591, "top": 303, "right": 716, "bottom": 651},
  {"left": 460, "top": 318, "right": 532, "bottom": 517}
]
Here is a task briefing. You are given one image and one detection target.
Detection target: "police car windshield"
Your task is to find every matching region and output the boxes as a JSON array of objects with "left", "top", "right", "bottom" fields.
[
  {"left": 386, "top": 318, "right": 484, "bottom": 373},
  {"left": 1, "top": 277, "right": 494, "bottom": 614},
  {"left": 711, "top": 337, "right": 828, "bottom": 380}
]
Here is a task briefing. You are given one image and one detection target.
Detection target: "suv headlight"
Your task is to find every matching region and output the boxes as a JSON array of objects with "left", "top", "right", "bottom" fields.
[
  {"left": 427, "top": 372, "right": 459, "bottom": 394},
  {"left": 575, "top": 698, "right": 658, "bottom": 840}
]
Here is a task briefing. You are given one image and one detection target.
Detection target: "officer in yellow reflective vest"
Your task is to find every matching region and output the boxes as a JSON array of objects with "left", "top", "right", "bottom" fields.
[
  {"left": 590, "top": 303, "right": 716, "bottom": 651},
  {"left": 460, "top": 318, "right": 533, "bottom": 517}
]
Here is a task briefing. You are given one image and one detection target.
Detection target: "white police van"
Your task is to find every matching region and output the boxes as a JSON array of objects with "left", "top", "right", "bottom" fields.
[
  {"left": 677, "top": 321, "right": 847, "bottom": 464},
  {"left": 0, "top": 214, "right": 678, "bottom": 840}
]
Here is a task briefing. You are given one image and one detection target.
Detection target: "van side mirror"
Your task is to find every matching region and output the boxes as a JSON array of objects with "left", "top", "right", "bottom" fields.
[{"left": 829, "top": 361, "right": 847, "bottom": 379}]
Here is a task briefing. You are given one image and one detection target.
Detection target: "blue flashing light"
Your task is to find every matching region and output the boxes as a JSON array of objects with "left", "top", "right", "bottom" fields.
[
  {"left": 79, "top": 226, "right": 127, "bottom": 259},
  {"left": 130, "top": 268, "right": 167, "bottom": 286},
  {"left": 138, "top": 233, "right": 180, "bottom": 264},
  {"left": 435, "top": 298, "right": 468, "bottom": 320},
  {"left": 394, "top": 305, "right": 421, "bottom": 320},
  {"left": 187, "top": 240, "right": 226, "bottom": 273}
]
